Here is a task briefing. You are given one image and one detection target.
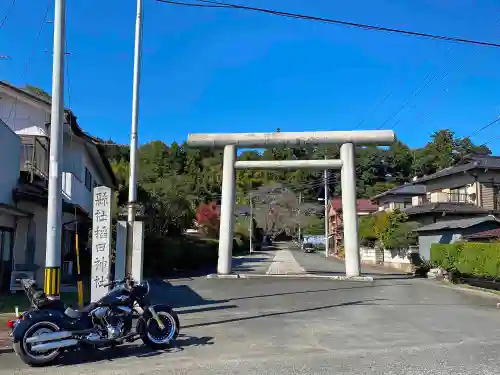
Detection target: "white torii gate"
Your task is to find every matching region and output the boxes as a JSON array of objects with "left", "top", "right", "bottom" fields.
[{"left": 187, "top": 130, "right": 395, "bottom": 277}]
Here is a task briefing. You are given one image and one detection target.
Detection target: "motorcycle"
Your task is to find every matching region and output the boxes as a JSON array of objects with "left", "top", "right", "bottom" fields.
[{"left": 9, "top": 276, "right": 179, "bottom": 367}]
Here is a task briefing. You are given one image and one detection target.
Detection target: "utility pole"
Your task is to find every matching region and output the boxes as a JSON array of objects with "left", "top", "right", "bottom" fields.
[
  {"left": 44, "top": 0, "right": 66, "bottom": 299},
  {"left": 333, "top": 218, "right": 338, "bottom": 255},
  {"left": 126, "top": 0, "right": 144, "bottom": 276},
  {"left": 249, "top": 193, "right": 253, "bottom": 253},
  {"left": 324, "top": 155, "right": 329, "bottom": 258},
  {"left": 297, "top": 191, "right": 302, "bottom": 249}
]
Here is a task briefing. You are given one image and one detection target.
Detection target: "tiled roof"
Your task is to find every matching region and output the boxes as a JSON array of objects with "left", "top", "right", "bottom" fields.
[
  {"left": 465, "top": 227, "right": 500, "bottom": 239},
  {"left": 371, "top": 184, "right": 427, "bottom": 200},
  {"left": 415, "top": 215, "right": 500, "bottom": 232},
  {"left": 330, "top": 198, "right": 378, "bottom": 212},
  {"left": 403, "top": 202, "right": 491, "bottom": 216}
]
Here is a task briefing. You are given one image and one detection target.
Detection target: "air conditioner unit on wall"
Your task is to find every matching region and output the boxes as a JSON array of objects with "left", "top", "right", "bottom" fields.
[{"left": 10, "top": 271, "right": 35, "bottom": 293}]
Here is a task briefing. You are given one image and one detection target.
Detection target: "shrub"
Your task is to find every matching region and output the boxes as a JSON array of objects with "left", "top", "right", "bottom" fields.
[
  {"left": 143, "top": 234, "right": 218, "bottom": 277},
  {"left": 196, "top": 201, "right": 220, "bottom": 237},
  {"left": 359, "top": 215, "right": 377, "bottom": 246},
  {"left": 430, "top": 242, "right": 500, "bottom": 279},
  {"left": 337, "top": 245, "right": 345, "bottom": 259}
]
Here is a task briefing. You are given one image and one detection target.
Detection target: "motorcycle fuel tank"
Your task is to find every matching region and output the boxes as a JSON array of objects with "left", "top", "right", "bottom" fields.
[{"left": 97, "top": 287, "right": 132, "bottom": 306}]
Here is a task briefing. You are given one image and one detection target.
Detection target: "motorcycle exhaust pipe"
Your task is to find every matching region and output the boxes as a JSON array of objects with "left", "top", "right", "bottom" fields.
[
  {"left": 25, "top": 331, "right": 72, "bottom": 344},
  {"left": 30, "top": 339, "right": 78, "bottom": 353}
]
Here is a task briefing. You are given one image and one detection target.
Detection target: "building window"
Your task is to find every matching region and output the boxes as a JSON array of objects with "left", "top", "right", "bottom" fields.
[
  {"left": 393, "top": 201, "right": 411, "bottom": 210},
  {"left": 62, "top": 230, "right": 74, "bottom": 256},
  {"left": 84, "top": 167, "right": 92, "bottom": 190},
  {"left": 493, "top": 184, "right": 500, "bottom": 210},
  {"left": 450, "top": 187, "right": 468, "bottom": 203}
]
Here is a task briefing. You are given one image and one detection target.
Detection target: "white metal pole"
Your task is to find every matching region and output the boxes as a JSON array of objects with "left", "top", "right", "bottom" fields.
[
  {"left": 324, "top": 156, "right": 329, "bottom": 258},
  {"left": 45, "top": 0, "right": 66, "bottom": 299},
  {"left": 298, "top": 191, "right": 302, "bottom": 249},
  {"left": 341, "top": 143, "right": 361, "bottom": 277},
  {"left": 249, "top": 193, "right": 253, "bottom": 253},
  {"left": 218, "top": 145, "right": 237, "bottom": 274},
  {"left": 126, "top": 0, "right": 144, "bottom": 276}
]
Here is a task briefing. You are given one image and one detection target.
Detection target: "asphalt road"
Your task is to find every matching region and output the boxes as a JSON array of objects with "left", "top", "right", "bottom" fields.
[{"left": 1, "top": 273, "right": 500, "bottom": 374}]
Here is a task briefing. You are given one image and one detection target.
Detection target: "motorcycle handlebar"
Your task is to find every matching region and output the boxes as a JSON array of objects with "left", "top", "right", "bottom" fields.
[{"left": 100, "top": 276, "right": 134, "bottom": 288}]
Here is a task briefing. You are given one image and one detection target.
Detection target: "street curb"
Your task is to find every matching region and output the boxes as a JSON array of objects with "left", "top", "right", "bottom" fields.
[
  {"left": 206, "top": 273, "right": 374, "bottom": 282},
  {"left": 424, "top": 279, "right": 500, "bottom": 301},
  {"left": 0, "top": 346, "right": 12, "bottom": 354}
]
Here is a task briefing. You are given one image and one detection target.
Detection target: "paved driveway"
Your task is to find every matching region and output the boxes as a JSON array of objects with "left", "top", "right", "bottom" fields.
[{"left": 1, "top": 275, "right": 500, "bottom": 374}]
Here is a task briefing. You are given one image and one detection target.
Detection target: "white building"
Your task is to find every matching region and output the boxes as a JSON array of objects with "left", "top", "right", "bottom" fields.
[{"left": 0, "top": 81, "right": 116, "bottom": 290}]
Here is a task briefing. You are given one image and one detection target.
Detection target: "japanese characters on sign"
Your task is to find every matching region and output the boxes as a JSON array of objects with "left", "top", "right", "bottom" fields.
[{"left": 90, "top": 186, "right": 113, "bottom": 302}]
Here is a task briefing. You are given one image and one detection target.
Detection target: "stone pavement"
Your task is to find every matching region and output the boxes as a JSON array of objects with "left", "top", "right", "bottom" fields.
[
  {"left": 216, "top": 242, "right": 406, "bottom": 280},
  {"left": 265, "top": 245, "right": 306, "bottom": 275},
  {"left": 2, "top": 274, "right": 500, "bottom": 373}
]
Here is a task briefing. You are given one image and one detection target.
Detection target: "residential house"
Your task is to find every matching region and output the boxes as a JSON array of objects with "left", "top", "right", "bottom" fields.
[
  {"left": 367, "top": 154, "right": 500, "bottom": 268},
  {"left": 0, "top": 81, "right": 116, "bottom": 289},
  {"left": 328, "top": 198, "right": 378, "bottom": 253},
  {"left": 371, "top": 155, "right": 500, "bottom": 225},
  {"left": 371, "top": 184, "right": 427, "bottom": 212},
  {"left": 402, "top": 154, "right": 500, "bottom": 225},
  {"left": 0, "top": 119, "right": 32, "bottom": 291},
  {"left": 415, "top": 216, "right": 500, "bottom": 260}
]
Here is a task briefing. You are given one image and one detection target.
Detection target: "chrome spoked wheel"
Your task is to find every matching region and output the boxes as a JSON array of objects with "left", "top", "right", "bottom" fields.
[
  {"left": 21, "top": 322, "right": 61, "bottom": 362},
  {"left": 146, "top": 311, "right": 177, "bottom": 345}
]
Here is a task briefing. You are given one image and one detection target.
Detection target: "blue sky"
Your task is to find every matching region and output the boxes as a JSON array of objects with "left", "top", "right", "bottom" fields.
[{"left": 2, "top": 0, "right": 500, "bottom": 152}]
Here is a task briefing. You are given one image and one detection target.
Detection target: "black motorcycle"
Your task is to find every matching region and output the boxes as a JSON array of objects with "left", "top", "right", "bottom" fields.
[{"left": 10, "top": 277, "right": 179, "bottom": 367}]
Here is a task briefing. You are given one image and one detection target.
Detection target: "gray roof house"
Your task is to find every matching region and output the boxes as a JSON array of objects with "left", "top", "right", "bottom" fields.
[
  {"left": 372, "top": 154, "right": 500, "bottom": 226},
  {"left": 371, "top": 184, "right": 427, "bottom": 212},
  {"left": 402, "top": 155, "right": 500, "bottom": 225},
  {"left": 415, "top": 216, "right": 500, "bottom": 261}
]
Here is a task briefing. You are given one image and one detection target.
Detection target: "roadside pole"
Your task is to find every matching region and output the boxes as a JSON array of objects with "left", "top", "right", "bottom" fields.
[
  {"left": 44, "top": 0, "right": 66, "bottom": 299},
  {"left": 249, "top": 193, "right": 253, "bottom": 253},
  {"left": 324, "top": 156, "right": 329, "bottom": 258},
  {"left": 298, "top": 191, "right": 302, "bottom": 249},
  {"left": 126, "top": 0, "right": 144, "bottom": 277}
]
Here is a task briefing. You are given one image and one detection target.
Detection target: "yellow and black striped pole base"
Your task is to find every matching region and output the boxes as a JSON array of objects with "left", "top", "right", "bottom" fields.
[{"left": 44, "top": 267, "right": 61, "bottom": 298}]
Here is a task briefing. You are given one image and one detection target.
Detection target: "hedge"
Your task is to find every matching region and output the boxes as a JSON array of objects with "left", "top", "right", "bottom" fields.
[
  {"left": 430, "top": 242, "right": 500, "bottom": 278},
  {"left": 143, "top": 233, "right": 250, "bottom": 277}
]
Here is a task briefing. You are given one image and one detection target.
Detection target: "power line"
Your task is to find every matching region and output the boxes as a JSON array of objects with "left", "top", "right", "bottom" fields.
[
  {"left": 376, "top": 58, "right": 451, "bottom": 130},
  {"left": 371, "top": 0, "right": 495, "bottom": 132},
  {"left": 471, "top": 116, "right": 500, "bottom": 138},
  {"left": 0, "top": 0, "right": 17, "bottom": 30},
  {"left": 158, "top": 0, "right": 500, "bottom": 48},
  {"left": 65, "top": 39, "right": 71, "bottom": 109},
  {"left": 377, "top": 7, "right": 500, "bottom": 144},
  {"left": 4, "top": 0, "right": 52, "bottom": 123},
  {"left": 24, "top": 0, "right": 52, "bottom": 77}
]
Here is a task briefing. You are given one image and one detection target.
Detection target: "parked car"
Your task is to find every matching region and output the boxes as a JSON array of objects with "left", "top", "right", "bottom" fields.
[{"left": 303, "top": 243, "right": 315, "bottom": 253}]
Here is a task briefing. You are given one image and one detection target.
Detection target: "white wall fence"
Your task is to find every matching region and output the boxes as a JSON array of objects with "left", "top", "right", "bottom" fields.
[{"left": 359, "top": 246, "right": 419, "bottom": 272}]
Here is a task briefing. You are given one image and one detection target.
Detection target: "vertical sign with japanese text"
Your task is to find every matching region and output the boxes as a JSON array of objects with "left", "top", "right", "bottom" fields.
[{"left": 91, "top": 186, "right": 113, "bottom": 302}]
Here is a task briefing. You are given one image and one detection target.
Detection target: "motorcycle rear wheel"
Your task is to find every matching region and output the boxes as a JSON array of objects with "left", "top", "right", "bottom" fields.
[
  {"left": 14, "top": 321, "right": 61, "bottom": 367},
  {"left": 141, "top": 307, "right": 179, "bottom": 350}
]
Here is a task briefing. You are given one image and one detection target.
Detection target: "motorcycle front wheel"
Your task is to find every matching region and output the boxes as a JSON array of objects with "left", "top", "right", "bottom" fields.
[
  {"left": 14, "top": 321, "right": 61, "bottom": 367},
  {"left": 141, "top": 307, "right": 179, "bottom": 350}
]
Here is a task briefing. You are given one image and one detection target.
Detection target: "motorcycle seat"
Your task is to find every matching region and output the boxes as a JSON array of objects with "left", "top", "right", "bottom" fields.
[{"left": 64, "top": 302, "right": 97, "bottom": 319}]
